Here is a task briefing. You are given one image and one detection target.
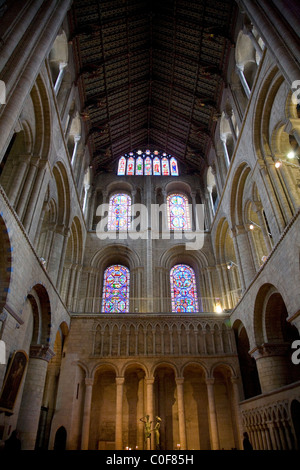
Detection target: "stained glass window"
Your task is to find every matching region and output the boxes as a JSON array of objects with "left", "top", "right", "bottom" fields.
[
  {"left": 170, "top": 264, "right": 199, "bottom": 313},
  {"left": 167, "top": 193, "right": 191, "bottom": 230},
  {"left": 153, "top": 157, "right": 161, "bottom": 175},
  {"left": 127, "top": 157, "right": 135, "bottom": 175},
  {"left": 136, "top": 156, "right": 143, "bottom": 175},
  {"left": 118, "top": 156, "right": 126, "bottom": 175},
  {"left": 145, "top": 156, "right": 152, "bottom": 175},
  {"left": 101, "top": 264, "right": 130, "bottom": 313},
  {"left": 107, "top": 193, "right": 131, "bottom": 231},
  {"left": 162, "top": 157, "right": 170, "bottom": 176},
  {"left": 170, "top": 157, "right": 179, "bottom": 176},
  {"left": 116, "top": 151, "right": 178, "bottom": 176}
]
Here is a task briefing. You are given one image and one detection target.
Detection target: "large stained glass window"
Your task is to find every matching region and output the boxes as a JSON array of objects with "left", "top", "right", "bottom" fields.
[
  {"left": 107, "top": 193, "right": 131, "bottom": 231},
  {"left": 170, "top": 264, "right": 199, "bottom": 313},
  {"left": 101, "top": 265, "right": 130, "bottom": 313},
  {"left": 116, "top": 151, "right": 179, "bottom": 176},
  {"left": 167, "top": 193, "right": 191, "bottom": 230}
]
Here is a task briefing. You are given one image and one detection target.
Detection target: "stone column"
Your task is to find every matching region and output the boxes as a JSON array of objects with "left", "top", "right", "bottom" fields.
[
  {"left": 115, "top": 377, "right": 125, "bottom": 450},
  {"left": 16, "top": 156, "right": 39, "bottom": 220},
  {"left": 81, "top": 378, "right": 94, "bottom": 450},
  {"left": 205, "top": 378, "right": 220, "bottom": 450},
  {"left": 17, "top": 345, "right": 55, "bottom": 450},
  {"left": 23, "top": 160, "right": 47, "bottom": 235},
  {"left": 176, "top": 377, "right": 187, "bottom": 450},
  {"left": 243, "top": 23, "right": 263, "bottom": 59},
  {"left": 230, "top": 377, "right": 244, "bottom": 449},
  {"left": 7, "top": 154, "right": 31, "bottom": 207},
  {"left": 54, "top": 62, "right": 67, "bottom": 95},
  {"left": 145, "top": 378, "right": 154, "bottom": 450},
  {"left": 220, "top": 136, "right": 231, "bottom": 168},
  {"left": 251, "top": 343, "right": 291, "bottom": 393},
  {"left": 236, "top": 64, "right": 251, "bottom": 98},
  {"left": 231, "top": 225, "right": 256, "bottom": 288},
  {"left": 224, "top": 109, "right": 237, "bottom": 142},
  {"left": 71, "top": 134, "right": 81, "bottom": 166}
]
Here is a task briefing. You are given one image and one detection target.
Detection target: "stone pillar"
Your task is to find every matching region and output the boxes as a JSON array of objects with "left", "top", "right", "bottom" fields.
[
  {"left": 54, "top": 62, "right": 67, "bottom": 95},
  {"left": 205, "top": 378, "right": 220, "bottom": 450},
  {"left": 7, "top": 154, "right": 31, "bottom": 207},
  {"left": 81, "top": 378, "right": 94, "bottom": 450},
  {"left": 176, "top": 377, "right": 187, "bottom": 450},
  {"left": 236, "top": 64, "right": 251, "bottom": 98},
  {"left": 145, "top": 378, "right": 154, "bottom": 450},
  {"left": 243, "top": 23, "right": 263, "bottom": 59},
  {"left": 23, "top": 160, "right": 47, "bottom": 235},
  {"left": 71, "top": 134, "right": 81, "bottom": 166},
  {"left": 220, "top": 136, "right": 231, "bottom": 168},
  {"left": 47, "top": 225, "right": 69, "bottom": 287},
  {"left": 224, "top": 109, "right": 237, "bottom": 142},
  {"left": 230, "top": 377, "right": 244, "bottom": 449},
  {"left": 16, "top": 156, "right": 39, "bottom": 220},
  {"left": 115, "top": 377, "right": 125, "bottom": 450},
  {"left": 251, "top": 343, "right": 291, "bottom": 393},
  {"left": 231, "top": 225, "right": 256, "bottom": 288},
  {"left": 17, "top": 345, "right": 54, "bottom": 450}
]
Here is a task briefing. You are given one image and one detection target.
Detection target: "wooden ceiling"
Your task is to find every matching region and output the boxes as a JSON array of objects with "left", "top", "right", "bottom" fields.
[{"left": 68, "top": 0, "right": 238, "bottom": 175}]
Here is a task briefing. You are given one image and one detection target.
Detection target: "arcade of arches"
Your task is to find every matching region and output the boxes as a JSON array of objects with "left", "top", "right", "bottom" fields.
[{"left": 0, "top": 0, "right": 300, "bottom": 451}]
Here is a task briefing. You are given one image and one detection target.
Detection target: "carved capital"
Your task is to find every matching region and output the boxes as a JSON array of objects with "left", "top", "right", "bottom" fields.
[{"left": 29, "top": 344, "right": 55, "bottom": 362}]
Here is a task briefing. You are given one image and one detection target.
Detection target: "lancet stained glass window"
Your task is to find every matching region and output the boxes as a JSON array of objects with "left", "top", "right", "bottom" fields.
[
  {"left": 101, "top": 265, "right": 130, "bottom": 313},
  {"left": 167, "top": 193, "right": 191, "bottom": 230},
  {"left": 170, "top": 264, "right": 199, "bottom": 313},
  {"left": 107, "top": 194, "right": 131, "bottom": 231}
]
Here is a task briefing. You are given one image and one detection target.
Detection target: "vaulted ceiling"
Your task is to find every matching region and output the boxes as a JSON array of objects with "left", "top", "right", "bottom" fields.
[{"left": 68, "top": 0, "right": 238, "bottom": 175}]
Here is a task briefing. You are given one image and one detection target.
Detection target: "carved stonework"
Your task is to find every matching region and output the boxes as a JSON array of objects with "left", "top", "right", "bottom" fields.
[{"left": 29, "top": 345, "right": 55, "bottom": 362}]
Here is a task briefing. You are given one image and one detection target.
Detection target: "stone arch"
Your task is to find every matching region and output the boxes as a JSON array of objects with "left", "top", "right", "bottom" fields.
[
  {"left": 30, "top": 74, "right": 52, "bottom": 159},
  {"left": 232, "top": 319, "right": 261, "bottom": 400},
  {"left": 24, "top": 283, "right": 52, "bottom": 346},
  {"left": 253, "top": 283, "right": 300, "bottom": 393},
  {"left": 53, "top": 426, "right": 67, "bottom": 450},
  {"left": 52, "top": 161, "right": 71, "bottom": 228}
]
